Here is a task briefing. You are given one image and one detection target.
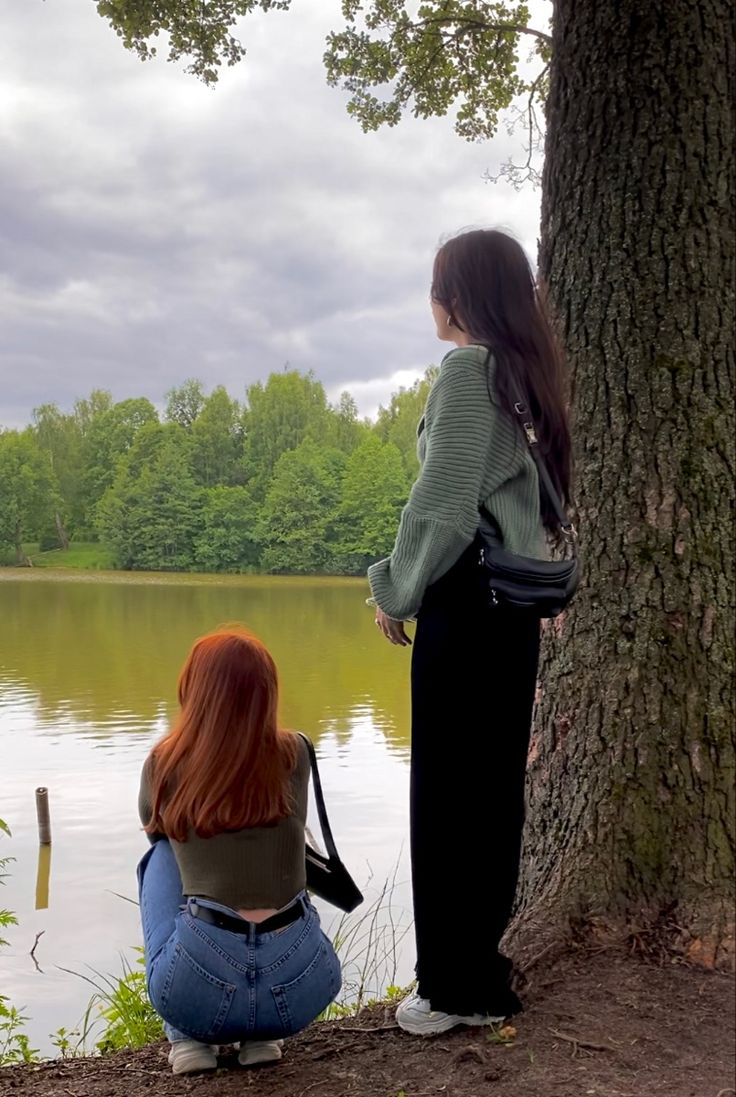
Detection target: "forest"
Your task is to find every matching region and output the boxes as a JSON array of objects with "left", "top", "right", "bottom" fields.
[{"left": 0, "top": 370, "right": 435, "bottom": 574}]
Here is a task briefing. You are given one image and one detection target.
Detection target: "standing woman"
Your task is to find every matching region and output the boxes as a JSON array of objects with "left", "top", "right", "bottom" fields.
[
  {"left": 369, "top": 229, "right": 571, "bottom": 1035},
  {"left": 137, "top": 628, "right": 341, "bottom": 1074}
]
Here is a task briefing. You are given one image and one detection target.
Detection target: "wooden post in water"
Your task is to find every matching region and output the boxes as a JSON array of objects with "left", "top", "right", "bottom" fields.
[
  {"left": 35, "top": 787, "right": 51, "bottom": 845},
  {"left": 35, "top": 843, "right": 51, "bottom": 910}
]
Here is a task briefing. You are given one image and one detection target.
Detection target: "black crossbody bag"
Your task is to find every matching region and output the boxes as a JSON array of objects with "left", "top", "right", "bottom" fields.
[
  {"left": 478, "top": 354, "right": 580, "bottom": 618},
  {"left": 299, "top": 733, "right": 363, "bottom": 914}
]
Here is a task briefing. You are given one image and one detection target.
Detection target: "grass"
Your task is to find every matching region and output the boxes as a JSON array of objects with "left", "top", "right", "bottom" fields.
[
  {"left": 323, "top": 867, "right": 411, "bottom": 1018},
  {"left": 0, "top": 857, "right": 411, "bottom": 1063},
  {"left": 27, "top": 543, "right": 116, "bottom": 570},
  {"left": 0, "top": 820, "right": 40, "bottom": 1066},
  {"left": 59, "top": 949, "right": 163, "bottom": 1056},
  {"left": 0, "top": 542, "right": 115, "bottom": 569},
  {"left": 56, "top": 870, "right": 411, "bottom": 1058}
]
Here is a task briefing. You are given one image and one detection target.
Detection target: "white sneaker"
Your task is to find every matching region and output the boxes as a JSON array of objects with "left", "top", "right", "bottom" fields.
[
  {"left": 395, "top": 991, "right": 505, "bottom": 1036},
  {"left": 238, "top": 1039, "right": 284, "bottom": 1067},
  {"left": 167, "top": 1039, "right": 218, "bottom": 1074}
]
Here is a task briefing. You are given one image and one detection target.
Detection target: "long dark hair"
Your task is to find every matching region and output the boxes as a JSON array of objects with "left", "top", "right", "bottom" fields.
[{"left": 431, "top": 229, "right": 572, "bottom": 528}]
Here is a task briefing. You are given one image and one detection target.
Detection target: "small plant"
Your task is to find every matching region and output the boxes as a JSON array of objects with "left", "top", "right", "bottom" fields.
[
  {"left": 322, "top": 865, "right": 412, "bottom": 1019},
  {"left": 0, "top": 906, "right": 17, "bottom": 950},
  {"left": 0, "top": 822, "right": 38, "bottom": 1066},
  {"left": 0, "top": 819, "right": 17, "bottom": 949},
  {"left": 486, "top": 1023, "right": 517, "bottom": 1046},
  {"left": 49, "top": 1026, "right": 84, "bottom": 1059},
  {"left": 63, "top": 948, "right": 163, "bottom": 1054},
  {"left": 0, "top": 1000, "right": 39, "bottom": 1065}
]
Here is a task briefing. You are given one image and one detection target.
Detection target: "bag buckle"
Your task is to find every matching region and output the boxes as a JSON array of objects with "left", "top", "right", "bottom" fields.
[{"left": 561, "top": 523, "right": 578, "bottom": 544}]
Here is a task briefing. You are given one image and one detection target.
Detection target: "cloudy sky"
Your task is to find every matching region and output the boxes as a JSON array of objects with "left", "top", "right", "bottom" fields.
[{"left": 1, "top": 1, "right": 545, "bottom": 427}]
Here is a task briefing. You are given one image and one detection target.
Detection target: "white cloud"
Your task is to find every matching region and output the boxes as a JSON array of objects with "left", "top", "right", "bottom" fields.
[
  {"left": 331, "top": 368, "right": 427, "bottom": 421},
  {"left": 0, "top": 0, "right": 545, "bottom": 425}
]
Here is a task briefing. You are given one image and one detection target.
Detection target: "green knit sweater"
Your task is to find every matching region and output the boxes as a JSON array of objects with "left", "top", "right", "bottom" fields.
[{"left": 368, "top": 344, "right": 547, "bottom": 620}]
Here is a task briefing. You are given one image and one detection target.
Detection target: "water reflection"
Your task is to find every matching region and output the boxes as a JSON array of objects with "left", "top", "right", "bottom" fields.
[
  {"left": 0, "top": 571, "right": 411, "bottom": 743},
  {"left": 35, "top": 845, "right": 51, "bottom": 911},
  {"left": 0, "top": 571, "right": 414, "bottom": 1054}
]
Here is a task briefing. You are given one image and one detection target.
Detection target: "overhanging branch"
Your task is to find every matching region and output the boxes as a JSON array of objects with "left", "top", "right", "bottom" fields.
[{"left": 414, "top": 15, "right": 552, "bottom": 47}]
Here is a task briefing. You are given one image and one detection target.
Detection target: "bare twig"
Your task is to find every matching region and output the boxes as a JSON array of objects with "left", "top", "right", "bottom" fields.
[
  {"left": 484, "top": 61, "right": 549, "bottom": 188},
  {"left": 29, "top": 930, "right": 45, "bottom": 973},
  {"left": 338, "top": 1022, "right": 399, "bottom": 1033},
  {"left": 520, "top": 940, "right": 559, "bottom": 972},
  {"left": 415, "top": 15, "right": 552, "bottom": 46},
  {"left": 310, "top": 1040, "right": 360, "bottom": 1061},
  {"left": 549, "top": 1027, "right": 615, "bottom": 1054}
]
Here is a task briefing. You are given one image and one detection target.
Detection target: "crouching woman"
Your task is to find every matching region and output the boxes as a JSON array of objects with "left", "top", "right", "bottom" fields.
[{"left": 137, "top": 627, "right": 341, "bottom": 1075}]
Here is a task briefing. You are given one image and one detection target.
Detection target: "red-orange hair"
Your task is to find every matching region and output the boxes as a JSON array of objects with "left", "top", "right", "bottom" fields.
[{"left": 144, "top": 627, "right": 298, "bottom": 841}]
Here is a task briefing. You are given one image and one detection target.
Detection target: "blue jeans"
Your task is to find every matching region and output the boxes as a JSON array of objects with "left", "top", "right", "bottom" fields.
[{"left": 136, "top": 840, "right": 341, "bottom": 1044}]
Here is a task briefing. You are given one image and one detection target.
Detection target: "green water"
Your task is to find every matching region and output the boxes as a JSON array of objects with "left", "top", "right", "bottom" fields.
[{"left": 0, "top": 569, "right": 414, "bottom": 1054}]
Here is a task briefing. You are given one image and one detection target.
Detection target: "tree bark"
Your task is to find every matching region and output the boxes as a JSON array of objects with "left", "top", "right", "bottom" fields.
[
  {"left": 522, "top": 0, "right": 735, "bottom": 968},
  {"left": 54, "top": 511, "right": 70, "bottom": 551},
  {"left": 14, "top": 522, "right": 25, "bottom": 566}
]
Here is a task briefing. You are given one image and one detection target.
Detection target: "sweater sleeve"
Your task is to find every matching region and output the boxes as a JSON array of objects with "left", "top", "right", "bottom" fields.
[
  {"left": 138, "top": 754, "right": 164, "bottom": 843},
  {"left": 368, "top": 355, "right": 493, "bottom": 619}
]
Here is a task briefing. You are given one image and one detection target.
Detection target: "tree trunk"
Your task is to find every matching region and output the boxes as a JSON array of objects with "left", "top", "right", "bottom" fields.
[
  {"left": 14, "top": 522, "right": 26, "bottom": 566},
  {"left": 522, "top": 0, "right": 735, "bottom": 968},
  {"left": 55, "top": 511, "right": 70, "bottom": 551}
]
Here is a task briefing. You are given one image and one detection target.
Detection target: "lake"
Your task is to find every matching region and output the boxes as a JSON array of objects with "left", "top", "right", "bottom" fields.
[{"left": 0, "top": 569, "right": 415, "bottom": 1056}]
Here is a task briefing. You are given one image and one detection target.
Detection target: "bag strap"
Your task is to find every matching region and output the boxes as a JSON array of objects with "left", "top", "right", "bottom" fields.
[
  {"left": 298, "top": 733, "right": 339, "bottom": 861},
  {"left": 483, "top": 349, "right": 577, "bottom": 546}
]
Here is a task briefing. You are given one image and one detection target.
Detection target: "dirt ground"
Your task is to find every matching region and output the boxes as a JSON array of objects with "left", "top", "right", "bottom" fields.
[{"left": 1, "top": 951, "right": 733, "bottom": 1097}]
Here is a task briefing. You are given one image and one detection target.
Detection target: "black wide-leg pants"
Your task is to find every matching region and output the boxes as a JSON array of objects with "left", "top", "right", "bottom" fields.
[{"left": 409, "top": 542, "right": 540, "bottom": 1016}]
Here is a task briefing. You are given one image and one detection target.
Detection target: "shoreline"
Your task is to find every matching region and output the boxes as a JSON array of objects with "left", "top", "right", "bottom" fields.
[
  {"left": 0, "top": 566, "right": 367, "bottom": 588},
  {"left": 1, "top": 953, "right": 733, "bottom": 1097}
]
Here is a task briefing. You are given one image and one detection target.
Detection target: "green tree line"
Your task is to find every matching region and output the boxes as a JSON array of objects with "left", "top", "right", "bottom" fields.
[{"left": 0, "top": 370, "right": 435, "bottom": 574}]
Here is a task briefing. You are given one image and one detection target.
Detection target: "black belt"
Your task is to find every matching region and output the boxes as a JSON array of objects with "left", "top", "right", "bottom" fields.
[{"left": 188, "top": 896, "right": 305, "bottom": 935}]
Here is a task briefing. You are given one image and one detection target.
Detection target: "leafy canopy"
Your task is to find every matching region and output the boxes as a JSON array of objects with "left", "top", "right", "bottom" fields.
[
  {"left": 325, "top": 1, "right": 549, "bottom": 142},
  {"left": 8, "top": 368, "right": 435, "bottom": 575},
  {"left": 0, "top": 431, "right": 59, "bottom": 559},
  {"left": 95, "top": 0, "right": 291, "bottom": 83},
  {"left": 96, "top": 1, "right": 550, "bottom": 143}
]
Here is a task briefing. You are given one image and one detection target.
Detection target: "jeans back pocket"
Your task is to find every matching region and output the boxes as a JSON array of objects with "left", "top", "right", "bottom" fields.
[
  {"left": 156, "top": 942, "right": 236, "bottom": 1041},
  {"left": 271, "top": 941, "right": 341, "bottom": 1036}
]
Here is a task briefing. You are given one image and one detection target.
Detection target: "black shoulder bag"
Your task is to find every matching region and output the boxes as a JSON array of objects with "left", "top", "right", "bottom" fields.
[
  {"left": 299, "top": 733, "right": 364, "bottom": 914},
  {"left": 478, "top": 357, "right": 580, "bottom": 618}
]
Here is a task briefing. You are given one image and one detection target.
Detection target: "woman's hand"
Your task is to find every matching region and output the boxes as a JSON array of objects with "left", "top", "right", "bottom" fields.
[{"left": 375, "top": 607, "right": 412, "bottom": 647}]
